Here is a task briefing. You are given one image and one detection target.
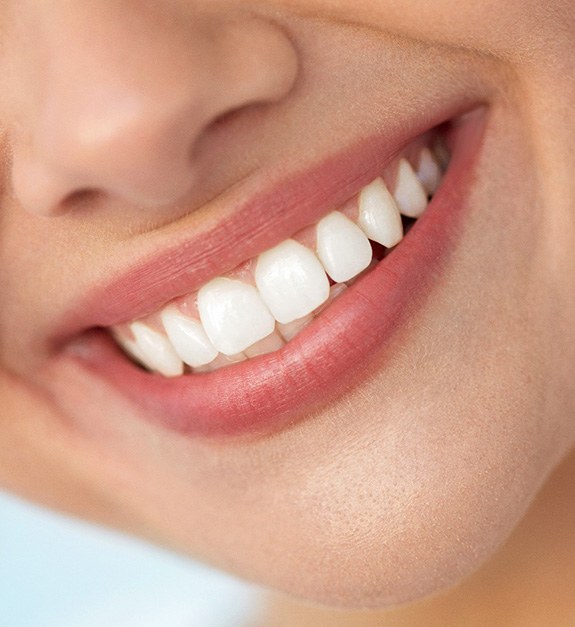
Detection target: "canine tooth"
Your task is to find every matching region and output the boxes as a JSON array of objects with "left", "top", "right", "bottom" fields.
[
  {"left": 358, "top": 178, "right": 403, "bottom": 248},
  {"left": 160, "top": 306, "right": 218, "bottom": 368},
  {"left": 416, "top": 147, "right": 441, "bottom": 194},
  {"left": 316, "top": 211, "right": 372, "bottom": 282},
  {"left": 197, "top": 277, "right": 275, "bottom": 356},
  {"left": 394, "top": 158, "right": 428, "bottom": 218},
  {"left": 128, "top": 322, "right": 184, "bottom": 377},
  {"left": 255, "top": 239, "right": 330, "bottom": 324}
]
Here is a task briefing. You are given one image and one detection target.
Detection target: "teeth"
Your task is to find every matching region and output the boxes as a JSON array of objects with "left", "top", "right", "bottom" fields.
[
  {"left": 128, "top": 322, "right": 184, "bottom": 377},
  {"left": 358, "top": 178, "right": 404, "bottom": 248},
  {"left": 113, "top": 139, "right": 449, "bottom": 376},
  {"left": 416, "top": 147, "right": 441, "bottom": 195},
  {"left": 113, "top": 331, "right": 147, "bottom": 365},
  {"left": 394, "top": 158, "right": 428, "bottom": 218},
  {"left": 160, "top": 306, "right": 218, "bottom": 368},
  {"left": 316, "top": 211, "right": 373, "bottom": 282},
  {"left": 197, "top": 277, "right": 276, "bottom": 356},
  {"left": 255, "top": 239, "right": 330, "bottom": 324}
]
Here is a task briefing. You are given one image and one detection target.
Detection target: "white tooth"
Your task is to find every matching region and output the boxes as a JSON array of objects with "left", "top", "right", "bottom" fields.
[
  {"left": 160, "top": 306, "right": 218, "bottom": 368},
  {"left": 197, "top": 277, "right": 276, "bottom": 356},
  {"left": 316, "top": 211, "right": 373, "bottom": 283},
  {"left": 128, "top": 322, "right": 184, "bottom": 377},
  {"left": 255, "top": 239, "right": 330, "bottom": 324},
  {"left": 113, "top": 331, "right": 148, "bottom": 365},
  {"left": 358, "top": 178, "right": 403, "bottom": 248},
  {"left": 416, "top": 147, "right": 441, "bottom": 195},
  {"left": 394, "top": 158, "right": 428, "bottom": 218}
]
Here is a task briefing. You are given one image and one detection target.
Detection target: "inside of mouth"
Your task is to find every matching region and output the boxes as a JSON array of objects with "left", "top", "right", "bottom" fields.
[{"left": 110, "top": 127, "right": 450, "bottom": 378}]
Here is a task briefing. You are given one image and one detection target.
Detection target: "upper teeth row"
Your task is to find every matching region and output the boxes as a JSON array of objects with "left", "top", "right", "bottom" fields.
[{"left": 113, "top": 145, "right": 445, "bottom": 377}]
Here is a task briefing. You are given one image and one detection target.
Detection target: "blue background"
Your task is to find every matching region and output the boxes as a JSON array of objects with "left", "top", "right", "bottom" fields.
[{"left": 0, "top": 492, "right": 259, "bottom": 627}]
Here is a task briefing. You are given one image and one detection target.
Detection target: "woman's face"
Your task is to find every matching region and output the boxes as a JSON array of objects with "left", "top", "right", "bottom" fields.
[{"left": 1, "top": 0, "right": 574, "bottom": 607}]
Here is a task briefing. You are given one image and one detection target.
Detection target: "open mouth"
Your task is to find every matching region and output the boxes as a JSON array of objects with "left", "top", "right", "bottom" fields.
[
  {"left": 111, "top": 138, "right": 448, "bottom": 377},
  {"left": 62, "top": 107, "right": 486, "bottom": 437}
]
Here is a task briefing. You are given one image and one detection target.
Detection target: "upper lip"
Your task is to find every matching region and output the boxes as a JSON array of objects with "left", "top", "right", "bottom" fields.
[{"left": 52, "top": 97, "right": 476, "bottom": 350}]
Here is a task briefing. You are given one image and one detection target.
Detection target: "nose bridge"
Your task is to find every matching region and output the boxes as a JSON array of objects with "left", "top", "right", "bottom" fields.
[{"left": 10, "top": 2, "right": 299, "bottom": 215}]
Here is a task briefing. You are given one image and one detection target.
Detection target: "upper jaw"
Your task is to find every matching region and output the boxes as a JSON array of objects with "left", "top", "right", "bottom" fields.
[{"left": 53, "top": 100, "right": 473, "bottom": 350}]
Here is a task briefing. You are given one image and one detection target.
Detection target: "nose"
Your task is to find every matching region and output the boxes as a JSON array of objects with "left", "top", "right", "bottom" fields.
[{"left": 10, "top": 3, "right": 298, "bottom": 215}]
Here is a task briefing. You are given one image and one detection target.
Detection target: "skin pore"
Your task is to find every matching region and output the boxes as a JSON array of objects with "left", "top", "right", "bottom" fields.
[{"left": 0, "top": 1, "right": 574, "bottom": 625}]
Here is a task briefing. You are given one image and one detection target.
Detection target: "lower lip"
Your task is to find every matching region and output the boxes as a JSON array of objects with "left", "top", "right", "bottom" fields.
[{"left": 68, "top": 111, "right": 486, "bottom": 438}]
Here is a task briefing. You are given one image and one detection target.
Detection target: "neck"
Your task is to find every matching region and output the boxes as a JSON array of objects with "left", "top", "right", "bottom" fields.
[{"left": 256, "top": 449, "right": 575, "bottom": 627}]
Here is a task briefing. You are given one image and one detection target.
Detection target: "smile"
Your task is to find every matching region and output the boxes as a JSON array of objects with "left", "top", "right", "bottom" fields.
[
  {"left": 60, "top": 107, "right": 487, "bottom": 437},
  {"left": 112, "top": 140, "right": 447, "bottom": 377}
]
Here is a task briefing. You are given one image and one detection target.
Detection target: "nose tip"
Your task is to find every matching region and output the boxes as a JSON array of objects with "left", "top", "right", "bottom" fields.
[
  {"left": 11, "top": 8, "right": 298, "bottom": 216},
  {"left": 13, "top": 91, "right": 225, "bottom": 214}
]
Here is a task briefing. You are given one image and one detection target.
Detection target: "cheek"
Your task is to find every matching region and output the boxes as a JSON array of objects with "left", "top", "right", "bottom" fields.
[{"left": 282, "top": 0, "right": 572, "bottom": 67}]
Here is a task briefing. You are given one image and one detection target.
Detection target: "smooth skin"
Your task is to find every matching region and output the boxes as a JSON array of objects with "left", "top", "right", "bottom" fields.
[{"left": 0, "top": 1, "right": 574, "bottom": 625}]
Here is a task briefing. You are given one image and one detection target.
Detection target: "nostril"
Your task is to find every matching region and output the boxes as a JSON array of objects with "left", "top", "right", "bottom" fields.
[
  {"left": 209, "top": 102, "right": 262, "bottom": 130},
  {"left": 60, "top": 188, "right": 102, "bottom": 214}
]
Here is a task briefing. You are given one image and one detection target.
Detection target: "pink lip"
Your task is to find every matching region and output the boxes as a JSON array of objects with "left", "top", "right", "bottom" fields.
[{"left": 56, "top": 106, "right": 486, "bottom": 438}]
